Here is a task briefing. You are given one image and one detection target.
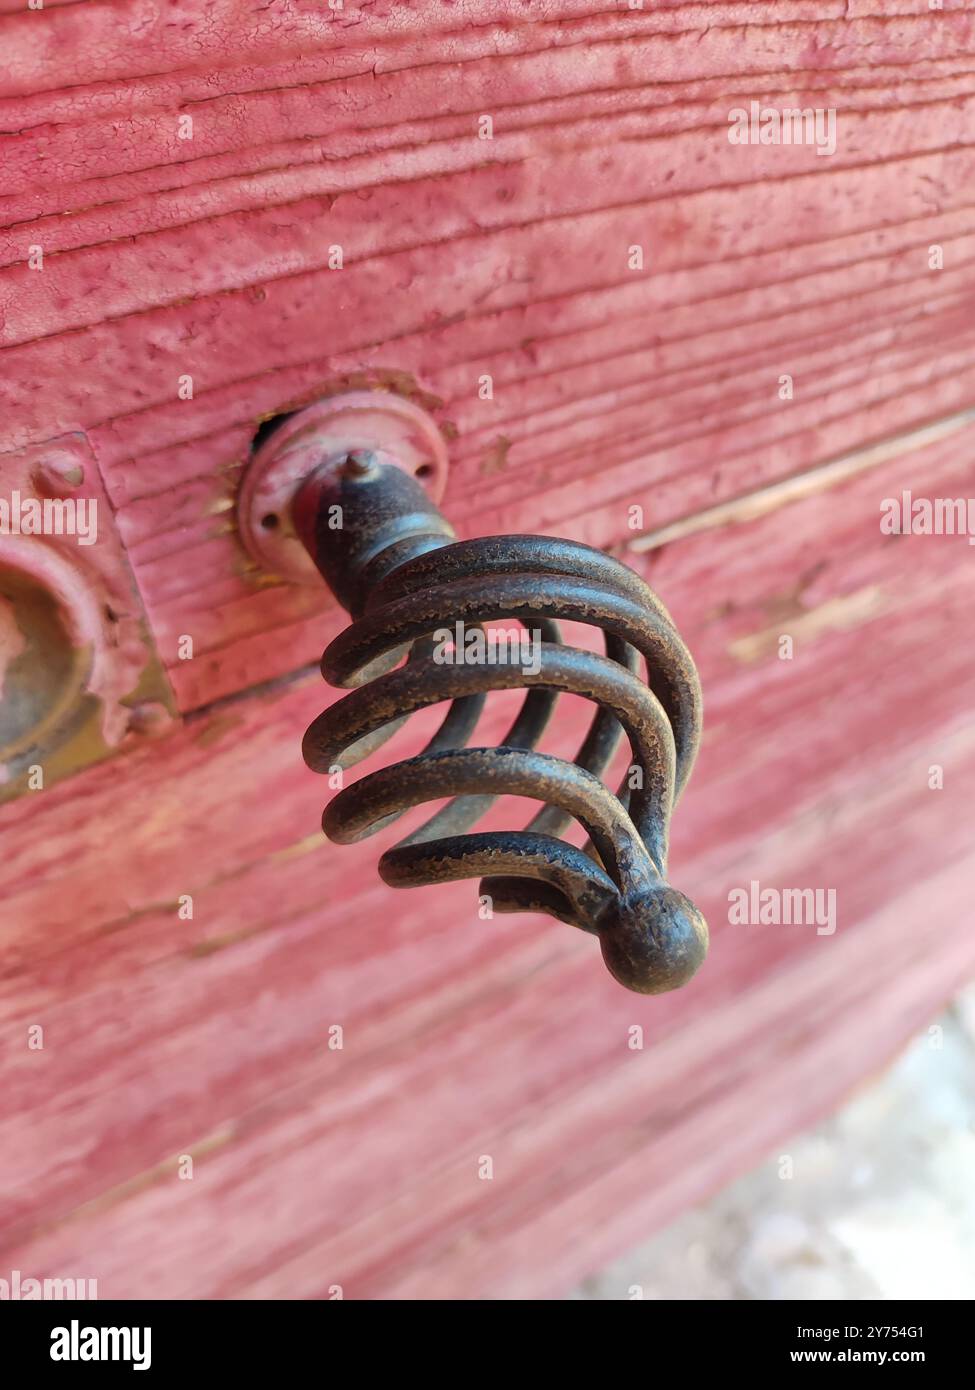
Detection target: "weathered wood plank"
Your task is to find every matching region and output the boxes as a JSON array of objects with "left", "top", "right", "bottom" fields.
[
  {"left": 1, "top": 0, "right": 973, "bottom": 1300},
  {"left": 2, "top": 425, "right": 973, "bottom": 1293}
]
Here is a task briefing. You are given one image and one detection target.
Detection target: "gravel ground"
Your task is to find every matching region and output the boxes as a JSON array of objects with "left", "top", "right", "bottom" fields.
[{"left": 572, "top": 984, "right": 975, "bottom": 1301}]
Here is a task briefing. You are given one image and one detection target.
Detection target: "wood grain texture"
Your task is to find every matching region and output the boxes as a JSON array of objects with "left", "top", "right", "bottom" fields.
[
  {"left": 2, "top": 0, "right": 975, "bottom": 708},
  {"left": 1, "top": 0, "right": 974, "bottom": 1299},
  {"left": 3, "top": 421, "right": 974, "bottom": 1296}
]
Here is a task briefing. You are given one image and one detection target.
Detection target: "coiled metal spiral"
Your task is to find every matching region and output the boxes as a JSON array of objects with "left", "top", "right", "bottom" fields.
[{"left": 301, "top": 476, "right": 707, "bottom": 995}]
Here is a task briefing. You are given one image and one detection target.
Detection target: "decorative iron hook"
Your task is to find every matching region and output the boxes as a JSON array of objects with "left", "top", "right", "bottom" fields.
[{"left": 239, "top": 392, "right": 707, "bottom": 994}]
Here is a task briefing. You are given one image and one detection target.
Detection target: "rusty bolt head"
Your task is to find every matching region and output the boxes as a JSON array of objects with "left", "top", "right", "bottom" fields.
[
  {"left": 342, "top": 450, "right": 379, "bottom": 478},
  {"left": 34, "top": 456, "right": 85, "bottom": 497}
]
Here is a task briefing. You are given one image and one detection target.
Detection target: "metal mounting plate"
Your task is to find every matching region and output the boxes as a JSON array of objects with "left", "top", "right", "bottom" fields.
[
  {"left": 0, "top": 433, "right": 176, "bottom": 801},
  {"left": 238, "top": 391, "right": 450, "bottom": 585}
]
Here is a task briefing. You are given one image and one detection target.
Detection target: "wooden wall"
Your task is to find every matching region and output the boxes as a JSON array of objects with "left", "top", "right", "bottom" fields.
[{"left": 1, "top": 1, "right": 973, "bottom": 1297}]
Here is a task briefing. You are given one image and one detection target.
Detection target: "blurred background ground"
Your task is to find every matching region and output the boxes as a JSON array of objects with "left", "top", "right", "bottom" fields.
[{"left": 572, "top": 984, "right": 975, "bottom": 1301}]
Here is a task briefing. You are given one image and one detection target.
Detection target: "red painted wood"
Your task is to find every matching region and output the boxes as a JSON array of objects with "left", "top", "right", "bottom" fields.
[
  {"left": 1, "top": 0, "right": 973, "bottom": 1298},
  {"left": 0, "top": 0, "right": 972, "bottom": 706},
  {"left": 4, "top": 426, "right": 975, "bottom": 1294}
]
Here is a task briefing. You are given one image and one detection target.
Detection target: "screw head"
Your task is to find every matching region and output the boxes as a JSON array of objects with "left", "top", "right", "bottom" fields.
[
  {"left": 34, "top": 456, "right": 85, "bottom": 497},
  {"left": 342, "top": 450, "right": 378, "bottom": 478}
]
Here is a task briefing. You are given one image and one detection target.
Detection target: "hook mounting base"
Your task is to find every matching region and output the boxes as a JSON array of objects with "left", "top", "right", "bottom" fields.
[{"left": 238, "top": 391, "right": 450, "bottom": 585}]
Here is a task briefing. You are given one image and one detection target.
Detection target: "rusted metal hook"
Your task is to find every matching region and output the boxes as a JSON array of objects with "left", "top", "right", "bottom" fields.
[{"left": 240, "top": 392, "right": 707, "bottom": 995}]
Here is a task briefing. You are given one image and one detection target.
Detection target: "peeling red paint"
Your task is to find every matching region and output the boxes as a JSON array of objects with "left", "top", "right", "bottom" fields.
[{"left": 1, "top": 0, "right": 974, "bottom": 1300}]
